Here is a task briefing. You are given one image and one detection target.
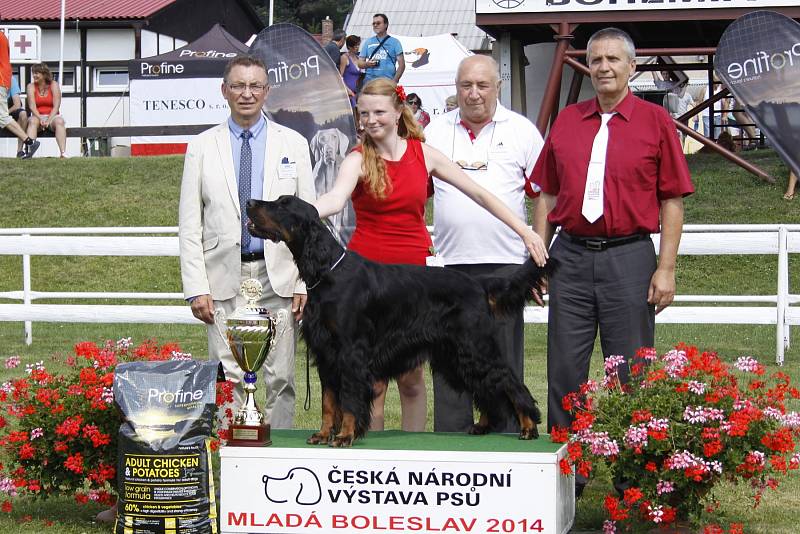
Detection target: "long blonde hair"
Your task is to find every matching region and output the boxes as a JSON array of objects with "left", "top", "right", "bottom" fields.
[{"left": 358, "top": 78, "right": 425, "bottom": 199}]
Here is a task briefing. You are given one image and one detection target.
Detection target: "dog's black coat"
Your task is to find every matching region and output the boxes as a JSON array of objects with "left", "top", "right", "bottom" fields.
[{"left": 247, "top": 195, "right": 553, "bottom": 446}]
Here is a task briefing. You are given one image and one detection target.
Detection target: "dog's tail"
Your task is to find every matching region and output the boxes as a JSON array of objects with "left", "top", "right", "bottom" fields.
[{"left": 480, "top": 258, "right": 558, "bottom": 317}]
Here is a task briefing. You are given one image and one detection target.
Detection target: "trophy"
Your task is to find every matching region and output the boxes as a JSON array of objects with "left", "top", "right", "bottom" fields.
[{"left": 216, "top": 279, "right": 288, "bottom": 447}]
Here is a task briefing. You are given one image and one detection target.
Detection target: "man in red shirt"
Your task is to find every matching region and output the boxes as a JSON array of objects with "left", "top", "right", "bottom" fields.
[
  {"left": 532, "top": 27, "right": 694, "bottom": 493},
  {"left": 0, "top": 27, "right": 38, "bottom": 156}
]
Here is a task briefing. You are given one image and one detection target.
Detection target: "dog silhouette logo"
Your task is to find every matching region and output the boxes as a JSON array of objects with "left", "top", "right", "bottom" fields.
[{"left": 262, "top": 467, "right": 322, "bottom": 505}]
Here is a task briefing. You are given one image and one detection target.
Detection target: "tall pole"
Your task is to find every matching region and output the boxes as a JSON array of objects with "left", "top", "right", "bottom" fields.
[
  {"left": 59, "top": 0, "right": 66, "bottom": 84},
  {"left": 269, "top": 0, "right": 274, "bottom": 26}
]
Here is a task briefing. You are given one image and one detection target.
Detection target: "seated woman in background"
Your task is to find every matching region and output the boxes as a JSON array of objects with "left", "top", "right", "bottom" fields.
[
  {"left": 25, "top": 62, "right": 68, "bottom": 158},
  {"left": 406, "top": 93, "right": 430, "bottom": 128}
]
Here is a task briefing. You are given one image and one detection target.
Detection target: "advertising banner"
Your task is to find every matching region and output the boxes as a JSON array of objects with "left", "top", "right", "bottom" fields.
[
  {"left": 394, "top": 34, "right": 472, "bottom": 117},
  {"left": 129, "top": 78, "right": 230, "bottom": 151},
  {"left": 129, "top": 24, "right": 249, "bottom": 155},
  {"left": 715, "top": 11, "right": 800, "bottom": 176},
  {"left": 220, "top": 443, "right": 572, "bottom": 534},
  {"left": 250, "top": 23, "right": 358, "bottom": 245},
  {"left": 476, "top": 0, "right": 796, "bottom": 15}
]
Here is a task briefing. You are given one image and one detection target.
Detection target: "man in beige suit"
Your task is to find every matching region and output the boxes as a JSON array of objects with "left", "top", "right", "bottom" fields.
[{"left": 179, "top": 56, "right": 314, "bottom": 429}]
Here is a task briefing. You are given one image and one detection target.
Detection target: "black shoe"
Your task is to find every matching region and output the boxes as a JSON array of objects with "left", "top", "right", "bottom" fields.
[
  {"left": 22, "top": 140, "right": 40, "bottom": 159},
  {"left": 16, "top": 150, "right": 26, "bottom": 158}
]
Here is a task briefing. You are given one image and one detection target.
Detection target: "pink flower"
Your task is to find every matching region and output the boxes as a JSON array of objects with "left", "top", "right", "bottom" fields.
[
  {"left": 734, "top": 356, "right": 762, "bottom": 373},
  {"left": 4, "top": 357, "right": 20, "bottom": 369},
  {"left": 602, "top": 520, "right": 617, "bottom": 533},
  {"left": 605, "top": 355, "right": 626, "bottom": 374},
  {"left": 29, "top": 428, "right": 43, "bottom": 440},
  {"left": 656, "top": 480, "right": 674, "bottom": 495}
]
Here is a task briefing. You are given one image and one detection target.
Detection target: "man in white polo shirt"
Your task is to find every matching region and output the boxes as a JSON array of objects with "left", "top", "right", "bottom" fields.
[{"left": 425, "top": 55, "right": 545, "bottom": 433}]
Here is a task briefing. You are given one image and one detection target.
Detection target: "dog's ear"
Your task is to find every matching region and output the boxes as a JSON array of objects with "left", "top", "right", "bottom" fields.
[
  {"left": 336, "top": 129, "right": 349, "bottom": 158},
  {"left": 310, "top": 131, "right": 322, "bottom": 162}
]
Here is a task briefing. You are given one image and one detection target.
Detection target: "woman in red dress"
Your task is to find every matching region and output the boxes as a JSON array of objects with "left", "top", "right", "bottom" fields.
[
  {"left": 313, "top": 78, "right": 548, "bottom": 432},
  {"left": 25, "top": 63, "right": 68, "bottom": 158}
]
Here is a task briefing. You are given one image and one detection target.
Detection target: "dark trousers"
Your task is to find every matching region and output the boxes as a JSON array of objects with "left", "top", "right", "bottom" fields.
[
  {"left": 433, "top": 263, "right": 524, "bottom": 433},
  {"left": 546, "top": 236, "right": 656, "bottom": 433}
]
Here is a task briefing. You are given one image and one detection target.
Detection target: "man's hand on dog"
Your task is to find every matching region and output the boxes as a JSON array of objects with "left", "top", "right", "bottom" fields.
[
  {"left": 190, "top": 294, "right": 215, "bottom": 324},
  {"left": 292, "top": 293, "right": 307, "bottom": 322}
]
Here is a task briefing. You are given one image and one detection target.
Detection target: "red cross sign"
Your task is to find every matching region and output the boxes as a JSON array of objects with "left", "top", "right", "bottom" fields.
[{"left": 1, "top": 25, "right": 41, "bottom": 63}]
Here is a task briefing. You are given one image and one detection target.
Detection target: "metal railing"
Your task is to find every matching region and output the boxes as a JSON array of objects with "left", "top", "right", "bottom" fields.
[{"left": 0, "top": 225, "right": 798, "bottom": 363}]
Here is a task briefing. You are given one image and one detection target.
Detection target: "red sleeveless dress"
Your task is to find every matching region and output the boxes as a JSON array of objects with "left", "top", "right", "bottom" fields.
[{"left": 347, "top": 138, "right": 433, "bottom": 265}]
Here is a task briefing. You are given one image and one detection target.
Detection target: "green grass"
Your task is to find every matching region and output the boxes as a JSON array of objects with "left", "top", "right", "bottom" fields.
[{"left": 0, "top": 149, "right": 799, "bottom": 532}]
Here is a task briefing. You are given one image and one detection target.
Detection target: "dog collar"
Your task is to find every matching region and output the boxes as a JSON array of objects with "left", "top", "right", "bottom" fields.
[{"left": 307, "top": 251, "right": 347, "bottom": 290}]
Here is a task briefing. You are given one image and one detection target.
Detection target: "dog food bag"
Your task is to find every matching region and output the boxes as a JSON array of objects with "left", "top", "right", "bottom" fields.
[{"left": 113, "top": 360, "right": 219, "bottom": 534}]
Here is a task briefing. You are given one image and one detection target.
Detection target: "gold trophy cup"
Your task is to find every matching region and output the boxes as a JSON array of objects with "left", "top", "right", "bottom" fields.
[{"left": 216, "top": 279, "right": 287, "bottom": 447}]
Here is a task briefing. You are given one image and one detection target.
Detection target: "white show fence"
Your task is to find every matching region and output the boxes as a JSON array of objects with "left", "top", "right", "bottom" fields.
[{"left": 0, "top": 225, "right": 798, "bottom": 363}]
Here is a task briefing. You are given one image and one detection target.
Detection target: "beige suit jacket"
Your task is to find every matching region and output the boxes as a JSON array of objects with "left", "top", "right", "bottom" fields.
[{"left": 179, "top": 119, "right": 315, "bottom": 301}]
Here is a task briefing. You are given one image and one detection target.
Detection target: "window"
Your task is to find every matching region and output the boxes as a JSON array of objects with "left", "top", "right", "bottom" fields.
[
  {"left": 54, "top": 67, "right": 76, "bottom": 92},
  {"left": 93, "top": 67, "right": 129, "bottom": 92}
]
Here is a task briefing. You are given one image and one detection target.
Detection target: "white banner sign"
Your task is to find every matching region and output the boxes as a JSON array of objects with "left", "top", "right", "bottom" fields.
[
  {"left": 1, "top": 25, "right": 41, "bottom": 63},
  {"left": 477, "top": 0, "right": 795, "bottom": 14},
  {"left": 220, "top": 447, "right": 571, "bottom": 534},
  {"left": 130, "top": 77, "right": 230, "bottom": 146}
]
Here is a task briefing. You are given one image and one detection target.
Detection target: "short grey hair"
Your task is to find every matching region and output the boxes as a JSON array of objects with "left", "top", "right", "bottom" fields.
[
  {"left": 333, "top": 29, "right": 346, "bottom": 42},
  {"left": 586, "top": 27, "right": 636, "bottom": 62}
]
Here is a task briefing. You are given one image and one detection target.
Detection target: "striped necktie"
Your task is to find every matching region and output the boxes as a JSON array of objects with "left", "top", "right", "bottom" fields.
[{"left": 239, "top": 130, "right": 252, "bottom": 250}]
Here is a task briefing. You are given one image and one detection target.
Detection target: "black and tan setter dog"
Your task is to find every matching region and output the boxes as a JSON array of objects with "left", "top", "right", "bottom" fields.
[{"left": 247, "top": 195, "right": 554, "bottom": 447}]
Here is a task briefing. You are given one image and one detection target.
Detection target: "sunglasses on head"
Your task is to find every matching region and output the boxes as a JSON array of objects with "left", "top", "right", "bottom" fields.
[{"left": 455, "top": 160, "right": 488, "bottom": 171}]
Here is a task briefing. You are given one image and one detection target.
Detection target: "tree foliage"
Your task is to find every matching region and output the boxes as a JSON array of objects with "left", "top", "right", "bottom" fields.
[{"left": 248, "top": 0, "right": 353, "bottom": 33}]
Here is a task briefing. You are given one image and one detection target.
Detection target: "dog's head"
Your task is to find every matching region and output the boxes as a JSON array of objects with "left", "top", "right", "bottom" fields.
[
  {"left": 247, "top": 196, "right": 344, "bottom": 284},
  {"left": 246, "top": 196, "right": 320, "bottom": 245},
  {"left": 310, "top": 128, "right": 349, "bottom": 166}
]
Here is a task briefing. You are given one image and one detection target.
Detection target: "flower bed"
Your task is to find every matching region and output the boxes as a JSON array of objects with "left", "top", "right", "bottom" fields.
[
  {"left": 554, "top": 344, "right": 800, "bottom": 532},
  {"left": 0, "top": 339, "right": 233, "bottom": 513}
]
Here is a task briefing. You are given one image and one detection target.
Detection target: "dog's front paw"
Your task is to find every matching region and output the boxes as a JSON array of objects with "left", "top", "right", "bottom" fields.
[
  {"left": 519, "top": 425, "right": 539, "bottom": 440},
  {"left": 307, "top": 432, "right": 331, "bottom": 445},
  {"left": 329, "top": 433, "right": 354, "bottom": 447},
  {"left": 468, "top": 423, "right": 490, "bottom": 435}
]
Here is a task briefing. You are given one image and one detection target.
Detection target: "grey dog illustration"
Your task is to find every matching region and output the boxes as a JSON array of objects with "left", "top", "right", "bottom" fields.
[
  {"left": 310, "top": 127, "right": 354, "bottom": 243},
  {"left": 262, "top": 467, "right": 322, "bottom": 505}
]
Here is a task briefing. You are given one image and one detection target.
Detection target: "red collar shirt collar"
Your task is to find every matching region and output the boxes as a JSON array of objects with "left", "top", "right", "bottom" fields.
[{"left": 532, "top": 91, "right": 694, "bottom": 237}]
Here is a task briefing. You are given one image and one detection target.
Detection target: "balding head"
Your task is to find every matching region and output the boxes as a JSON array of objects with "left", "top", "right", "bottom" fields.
[
  {"left": 455, "top": 55, "right": 500, "bottom": 127},
  {"left": 456, "top": 55, "right": 500, "bottom": 86}
]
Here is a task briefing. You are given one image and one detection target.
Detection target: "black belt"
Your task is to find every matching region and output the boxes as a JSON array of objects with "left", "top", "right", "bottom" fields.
[
  {"left": 241, "top": 251, "right": 265, "bottom": 262},
  {"left": 560, "top": 231, "right": 649, "bottom": 251}
]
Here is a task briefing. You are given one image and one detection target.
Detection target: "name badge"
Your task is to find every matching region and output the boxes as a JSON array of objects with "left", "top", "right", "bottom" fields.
[
  {"left": 426, "top": 255, "right": 445, "bottom": 268},
  {"left": 278, "top": 160, "right": 297, "bottom": 179}
]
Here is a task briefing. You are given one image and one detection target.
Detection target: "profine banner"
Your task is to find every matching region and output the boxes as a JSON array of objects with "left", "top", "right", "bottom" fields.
[
  {"left": 477, "top": 0, "right": 794, "bottom": 14},
  {"left": 716, "top": 11, "right": 800, "bottom": 176},
  {"left": 249, "top": 23, "right": 358, "bottom": 245}
]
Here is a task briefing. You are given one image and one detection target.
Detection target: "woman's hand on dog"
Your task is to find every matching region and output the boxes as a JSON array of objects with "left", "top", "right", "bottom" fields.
[
  {"left": 190, "top": 294, "right": 216, "bottom": 324},
  {"left": 522, "top": 227, "right": 549, "bottom": 268}
]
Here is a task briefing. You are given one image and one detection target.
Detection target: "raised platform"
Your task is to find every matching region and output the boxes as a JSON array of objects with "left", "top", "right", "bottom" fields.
[{"left": 220, "top": 429, "right": 574, "bottom": 534}]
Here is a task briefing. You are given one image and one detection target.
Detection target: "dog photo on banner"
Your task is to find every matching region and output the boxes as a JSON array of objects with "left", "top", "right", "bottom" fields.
[{"left": 249, "top": 24, "right": 358, "bottom": 245}]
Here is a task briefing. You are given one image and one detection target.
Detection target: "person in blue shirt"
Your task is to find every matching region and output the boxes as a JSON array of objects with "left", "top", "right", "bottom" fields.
[
  {"left": 358, "top": 13, "right": 404, "bottom": 84},
  {"left": 7, "top": 75, "right": 29, "bottom": 157}
]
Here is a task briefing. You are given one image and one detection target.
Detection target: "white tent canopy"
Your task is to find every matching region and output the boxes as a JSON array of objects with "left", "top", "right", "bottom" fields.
[{"left": 392, "top": 33, "right": 472, "bottom": 117}]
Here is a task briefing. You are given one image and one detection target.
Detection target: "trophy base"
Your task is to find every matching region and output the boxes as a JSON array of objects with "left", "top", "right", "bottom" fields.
[{"left": 227, "top": 423, "right": 272, "bottom": 447}]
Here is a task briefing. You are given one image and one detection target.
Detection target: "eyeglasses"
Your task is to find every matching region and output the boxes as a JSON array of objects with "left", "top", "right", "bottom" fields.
[
  {"left": 455, "top": 160, "right": 488, "bottom": 171},
  {"left": 227, "top": 83, "right": 267, "bottom": 95},
  {"left": 407, "top": 99, "right": 420, "bottom": 106}
]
